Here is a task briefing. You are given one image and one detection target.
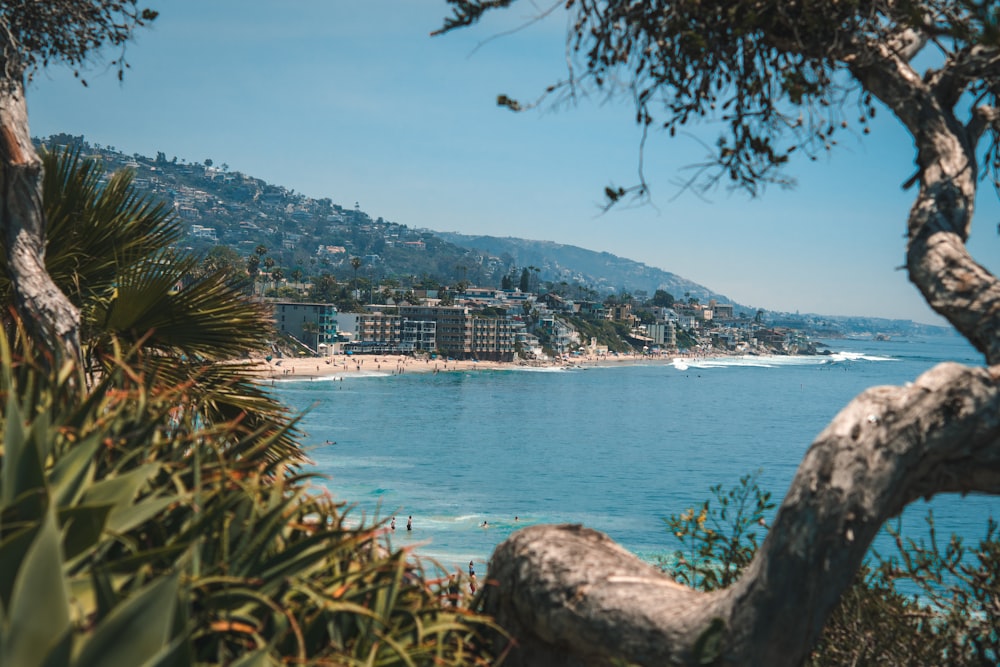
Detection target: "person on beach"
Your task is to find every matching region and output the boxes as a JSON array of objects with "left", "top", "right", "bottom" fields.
[
  {"left": 406, "top": 515, "right": 412, "bottom": 531},
  {"left": 469, "top": 574, "right": 477, "bottom": 595},
  {"left": 468, "top": 560, "right": 475, "bottom": 577},
  {"left": 390, "top": 516, "right": 396, "bottom": 531}
]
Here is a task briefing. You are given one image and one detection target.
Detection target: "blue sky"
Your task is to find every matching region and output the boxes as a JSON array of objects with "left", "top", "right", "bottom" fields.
[{"left": 25, "top": 1, "right": 1000, "bottom": 324}]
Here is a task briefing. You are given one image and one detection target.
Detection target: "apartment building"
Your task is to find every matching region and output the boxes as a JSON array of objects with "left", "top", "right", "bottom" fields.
[
  {"left": 645, "top": 322, "right": 677, "bottom": 348},
  {"left": 399, "top": 305, "right": 472, "bottom": 358},
  {"left": 336, "top": 311, "right": 403, "bottom": 353},
  {"left": 398, "top": 305, "right": 515, "bottom": 360},
  {"left": 401, "top": 320, "right": 436, "bottom": 353},
  {"left": 471, "top": 317, "right": 516, "bottom": 362},
  {"left": 272, "top": 302, "right": 338, "bottom": 354}
]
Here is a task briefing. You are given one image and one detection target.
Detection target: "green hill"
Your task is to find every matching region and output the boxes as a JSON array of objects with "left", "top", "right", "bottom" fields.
[{"left": 34, "top": 134, "right": 740, "bottom": 306}]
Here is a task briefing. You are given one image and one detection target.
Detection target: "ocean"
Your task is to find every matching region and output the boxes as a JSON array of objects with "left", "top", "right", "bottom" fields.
[{"left": 276, "top": 332, "right": 999, "bottom": 576}]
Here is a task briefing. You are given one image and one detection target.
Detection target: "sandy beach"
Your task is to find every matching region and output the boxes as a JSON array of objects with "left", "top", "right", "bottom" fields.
[{"left": 248, "top": 351, "right": 683, "bottom": 381}]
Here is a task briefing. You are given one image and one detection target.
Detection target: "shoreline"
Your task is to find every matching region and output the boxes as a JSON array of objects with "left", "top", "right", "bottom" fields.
[
  {"left": 243, "top": 349, "right": 787, "bottom": 381},
  {"left": 252, "top": 353, "right": 668, "bottom": 380}
]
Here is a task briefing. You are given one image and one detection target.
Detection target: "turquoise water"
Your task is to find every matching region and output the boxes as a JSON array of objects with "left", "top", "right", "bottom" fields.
[{"left": 276, "top": 333, "right": 999, "bottom": 575}]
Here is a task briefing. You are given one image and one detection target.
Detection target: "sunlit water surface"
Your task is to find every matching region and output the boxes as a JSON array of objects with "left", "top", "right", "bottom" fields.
[{"left": 276, "top": 333, "right": 998, "bottom": 574}]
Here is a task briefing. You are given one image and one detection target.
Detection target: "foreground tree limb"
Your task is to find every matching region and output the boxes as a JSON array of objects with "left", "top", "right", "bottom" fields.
[
  {"left": 0, "top": 73, "right": 80, "bottom": 362},
  {"left": 481, "top": 362, "right": 1000, "bottom": 666},
  {"left": 847, "top": 35, "right": 1000, "bottom": 365},
  {"left": 439, "top": 3, "right": 1000, "bottom": 664},
  {"left": 0, "top": 4, "right": 155, "bottom": 363}
]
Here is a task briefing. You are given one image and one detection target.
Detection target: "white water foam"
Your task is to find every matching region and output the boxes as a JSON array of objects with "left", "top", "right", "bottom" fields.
[
  {"left": 510, "top": 365, "right": 571, "bottom": 373},
  {"left": 828, "top": 351, "right": 898, "bottom": 362},
  {"left": 670, "top": 351, "right": 898, "bottom": 371}
]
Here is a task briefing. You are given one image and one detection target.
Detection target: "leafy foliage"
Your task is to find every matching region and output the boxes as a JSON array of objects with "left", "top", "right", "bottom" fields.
[
  {"left": 662, "top": 474, "right": 1000, "bottom": 665},
  {"left": 0, "top": 333, "right": 501, "bottom": 665},
  {"left": 661, "top": 470, "right": 773, "bottom": 591},
  {"left": 0, "top": 152, "right": 503, "bottom": 665},
  {"left": 808, "top": 513, "right": 1000, "bottom": 666},
  {"left": 0, "top": 2, "right": 158, "bottom": 85},
  {"left": 560, "top": 315, "right": 637, "bottom": 353},
  {"left": 436, "top": 1, "right": 1000, "bottom": 199}
]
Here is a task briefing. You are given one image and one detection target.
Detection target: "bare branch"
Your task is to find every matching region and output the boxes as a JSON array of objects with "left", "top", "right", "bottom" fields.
[
  {"left": 929, "top": 44, "right": 1000, "bottom": 112},
  {"left": 967, "top": 102, "right": 1000, "bottom": 143}
]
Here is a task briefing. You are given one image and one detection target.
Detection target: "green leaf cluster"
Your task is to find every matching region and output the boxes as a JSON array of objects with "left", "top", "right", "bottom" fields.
[
  {"left": 436, "top": 1, "right": 1000, "bottom": 201},
  {"left": 812, "top": 514, "right": 1000, "bottom": 665},
  {"left": 661, "top": 470, "right": 773, "bottom": 591}
]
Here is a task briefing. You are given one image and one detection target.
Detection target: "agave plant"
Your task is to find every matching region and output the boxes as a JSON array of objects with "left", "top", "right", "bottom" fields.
[
  {"left": 0, "top": 150, "right": 502, "bottom": 665},
  {"left": 0, "top": 331, "right": 501, "bottom": 666}
]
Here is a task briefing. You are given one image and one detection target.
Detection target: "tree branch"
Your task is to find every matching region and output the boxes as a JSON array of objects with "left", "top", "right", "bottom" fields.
[
  {"left": 967, "top": 102, "right": 1000, "bottom": 145},
  {"left": 846, "top": 33, "right": 1000, "bottom": 364},
  {"left": 929, "top": 44, "right": 1000, "bottom": 112},
  {"left": 480, "top": 362, "right": 1000, "bottom": 666}
]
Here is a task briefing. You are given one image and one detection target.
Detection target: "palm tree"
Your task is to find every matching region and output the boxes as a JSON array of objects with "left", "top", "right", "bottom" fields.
[
  {"left": 245, "top": 252, "right": 259, "bottom": 281},
  {"left": 302, "top": 319, "right": 320, "bottom": 351},
  {"left": 252, "top": 244, "right": 268, "bottom": 295},
  {"left": 350, "top": 256, "right": 362, "bottom": 296},
  {"left": 16, "top": 148, "right": 302, "bottom": 463},
  {"left": 200, "top": 245, "right": 245, "bottom": 283}
]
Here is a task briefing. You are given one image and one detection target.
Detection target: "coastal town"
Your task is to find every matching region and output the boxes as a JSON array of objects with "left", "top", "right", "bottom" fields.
[
  {"left": 268, "top": 286, "right": 820, "bottom": 372},
  {"left": 40, "top": 135, "right": 937, "bottom": 371}
]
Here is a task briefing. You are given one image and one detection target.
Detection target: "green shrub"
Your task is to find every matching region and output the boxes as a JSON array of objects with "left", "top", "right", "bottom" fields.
[
  {"left": 0, "top": 149, "right": 502, "bottom": 666},
  {"left": 660, "top": 470, "right": 773, "bottom": 591},
  {"left": 662, "top": 473, "right": 1000, "bottom": 665}
]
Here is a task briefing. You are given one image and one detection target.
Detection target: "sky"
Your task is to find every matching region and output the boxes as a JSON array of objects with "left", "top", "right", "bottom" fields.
[{"left": 25, "top": 1, "right": 1000, "bottom": 324}]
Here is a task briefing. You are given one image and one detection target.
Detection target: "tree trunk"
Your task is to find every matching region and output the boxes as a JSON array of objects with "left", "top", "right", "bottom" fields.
[
  {"left": 477, "top": 40, "right": 1000, "bottom": 667},
  {"left": 0, "top": 74, "right": 81, "bottom": 364}
]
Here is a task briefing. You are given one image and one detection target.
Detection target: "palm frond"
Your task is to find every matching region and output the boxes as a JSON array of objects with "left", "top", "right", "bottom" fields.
[
  {"left": 40, "top": 147, "right": 180, "bottom": 310},
  {"left": 91, "top": 250, "right": 272, "bottom": 361}
]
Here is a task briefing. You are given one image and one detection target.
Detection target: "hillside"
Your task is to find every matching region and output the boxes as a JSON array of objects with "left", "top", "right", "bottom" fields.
[
  {"left": 36, "top": 134, "right": 737, "bottom": 304},
  {"left": 31, "top": 134, "right": 949, "bottom": 337},
  {"left": 436, "top": 233, "right": 735, "bottom": 307}
]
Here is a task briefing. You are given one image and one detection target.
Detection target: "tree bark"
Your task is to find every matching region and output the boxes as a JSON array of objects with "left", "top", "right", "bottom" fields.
[
  {"left": 0, "top": 74, "right": 81, "bottom": 364},
  {"left": 848, "top": 39, "right": 1000, "bottom": 365}
]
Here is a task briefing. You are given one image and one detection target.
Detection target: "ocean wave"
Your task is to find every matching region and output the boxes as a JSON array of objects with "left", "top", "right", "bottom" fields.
[
  {"left": 269, "top": 370, "right": 396, "bottom": 384},
  {"left": 510, "top": 365, "right": 571, "bottom": 373},
  {"left": 828, "top": 351, "right": 898, "bottom": 362},
  {"left": 669, "top": 352, "right": 898, "bottom": 371}
]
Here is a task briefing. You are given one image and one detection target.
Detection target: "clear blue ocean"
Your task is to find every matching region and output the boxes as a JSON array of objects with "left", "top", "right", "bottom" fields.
[{"left": 275, "top": 332, "right": 999, "bottom": 576}]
